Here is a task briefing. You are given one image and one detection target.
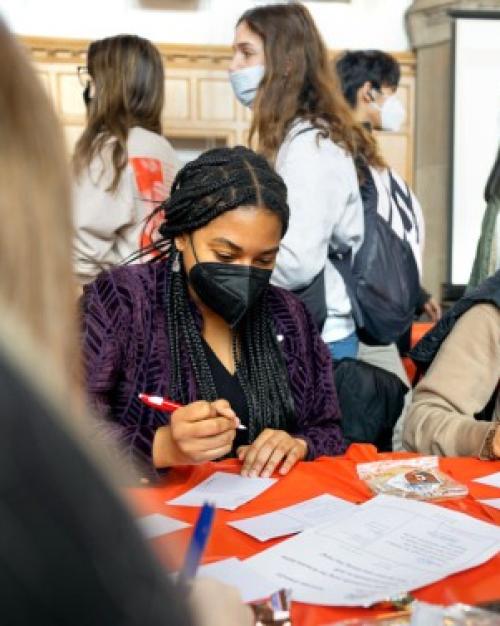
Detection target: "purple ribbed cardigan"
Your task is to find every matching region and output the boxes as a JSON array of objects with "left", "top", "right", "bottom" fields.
[{"left": 82, "top": 261, "right": 345, "bottom": 476}]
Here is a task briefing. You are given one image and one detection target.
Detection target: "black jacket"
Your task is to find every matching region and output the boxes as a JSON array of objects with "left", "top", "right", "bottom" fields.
[
  {"left": 334, "top": 358, "right": 408, "bottom": 451},
  {"left": 0, "top": 347, "right": 194, "bottom": 626}
]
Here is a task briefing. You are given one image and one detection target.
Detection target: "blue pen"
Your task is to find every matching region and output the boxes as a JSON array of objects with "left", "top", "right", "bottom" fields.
[{"left": 179, "top": 502, "right": 215, "bottom": 582}]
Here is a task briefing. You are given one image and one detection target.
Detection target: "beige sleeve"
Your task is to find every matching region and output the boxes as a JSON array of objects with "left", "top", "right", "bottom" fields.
[
  {"left": 403, "top": 303, "right": 500, "bottom": 457},
  {"left": 73, "top": 160, "right": 135, "bottom": 285}
]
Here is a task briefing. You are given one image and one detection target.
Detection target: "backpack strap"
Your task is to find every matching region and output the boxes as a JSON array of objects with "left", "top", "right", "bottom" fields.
[
  {"left": 328, "top": 244, "right": 364, "bottom": 328},
  {"left": 388, "top": 170, "right": 420, "bottom": 243}
]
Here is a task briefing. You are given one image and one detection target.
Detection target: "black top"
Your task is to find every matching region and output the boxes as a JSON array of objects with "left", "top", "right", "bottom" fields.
[{"left": 202, "top": 339, "right": 250, "bottom": 450}]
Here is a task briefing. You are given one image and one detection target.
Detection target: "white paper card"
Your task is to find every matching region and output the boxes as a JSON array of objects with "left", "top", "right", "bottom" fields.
[
  {"left": 473, "top": 471, "right": 500, "bottom": 488},
  {"left": 229, "top": 494, "right": 356, "bottom": 541},
  {"left": 137, "top": 513, "right": 190, "bottom": 539},
  {"left": 479, "top": 498, "right": 500, "bottom": 510},
  {"left": 167, "top": 471, "right": 277, "bottom": 510},
  {"left": 197, "top": 557, "right": 281, "bottom": 603},
  {"left": 246, "top": 494, "right": 500, "bottom": 607}
]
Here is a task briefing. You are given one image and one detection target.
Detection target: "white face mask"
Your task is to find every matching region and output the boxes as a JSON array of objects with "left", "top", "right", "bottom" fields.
[
  {"left": 371, "top": 94, "right": 406, "bottom": 132},
  {"left": 229, "top": 64, "right": 265, "bottom": 108}
]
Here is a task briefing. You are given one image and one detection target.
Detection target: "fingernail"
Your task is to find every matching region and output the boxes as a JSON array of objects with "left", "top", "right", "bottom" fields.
[
  {"left": 234, "top": 417, "right": 247, "bottom": 431},
  {"left": 249, "top": 470, "right": 257, "bottom": 478}
]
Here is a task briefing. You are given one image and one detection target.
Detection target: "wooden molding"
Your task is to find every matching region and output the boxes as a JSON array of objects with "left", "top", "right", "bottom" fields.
[
  {"left": 20, "top": 35, "right": 415, "bottom": 71},
  {"left": 22, "top": 36, "right": 237, "bottom": 69}
]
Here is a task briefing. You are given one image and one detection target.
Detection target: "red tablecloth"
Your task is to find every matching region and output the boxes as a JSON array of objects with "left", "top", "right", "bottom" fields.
[{"left": 128, "top": 444, "right": 500, "bottom": 626}]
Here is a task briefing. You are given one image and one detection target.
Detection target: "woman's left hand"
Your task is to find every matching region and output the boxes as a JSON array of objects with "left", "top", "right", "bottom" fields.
[{"left": 237, "top": 429, "right": 308, "bottom": 478}]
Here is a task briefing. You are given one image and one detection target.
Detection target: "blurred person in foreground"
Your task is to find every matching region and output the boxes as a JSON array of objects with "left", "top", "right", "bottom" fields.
[{"left": 0, "top": 16, "right": 252, "bottom": 626}]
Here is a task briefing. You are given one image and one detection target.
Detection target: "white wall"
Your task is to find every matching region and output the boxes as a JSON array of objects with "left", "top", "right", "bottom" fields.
[
  {"left": 451, "top": 16, "right": 500, "bottom": 285},
  {"left": 0, "top": 0, "right": 412, "bottom": 51}
]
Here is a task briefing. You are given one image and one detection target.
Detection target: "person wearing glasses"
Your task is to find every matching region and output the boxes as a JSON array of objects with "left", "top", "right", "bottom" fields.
[{"left": 73, "top": 35, "right": 181, "bottom": 286}]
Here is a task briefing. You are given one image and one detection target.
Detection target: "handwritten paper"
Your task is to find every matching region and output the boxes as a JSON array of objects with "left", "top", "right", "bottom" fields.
[
  {"left": 479, "top": 498, "right": 500, "bottom": 511},
  {"left": 137, "top": 513, "right": 190, "bottom": 539},
  {"left": 197, "top": 558, "right": 282, "bottom": 603},
  {"left": 473, "top": 471, "right": 500, "bottom": 489},
  {"left": 229, "top": 494, "right": 356, "bottom": 542},
  {"left": 167, "top": 471, "right": 277, "bottom": 510},
  {"left": 246, "top": 494, "right": 500, "bottom": 607}
]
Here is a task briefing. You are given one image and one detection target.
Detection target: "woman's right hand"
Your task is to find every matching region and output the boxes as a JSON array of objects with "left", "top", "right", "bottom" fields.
[{"left": 152, "top": 399, "right": 239, "bottom": 467}]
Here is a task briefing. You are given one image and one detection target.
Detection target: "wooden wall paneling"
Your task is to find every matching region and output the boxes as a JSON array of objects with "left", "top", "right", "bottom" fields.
[
  {"left": 57, "top": 69, "right": 87, "bottom": 119},
  {"left": 375, "top": 54, "right": 416, "bottom": 184},
  {"left": 197, "top": 74, "right": 237, "bottom": 122},
  {"left": 36, "top": 70, "right": 51, "bottom": 96},
  {"left": 164, "top": 72, "right": 191, "bottom": 120},
  {"left": 22, "top": 37, "right": 416, "bottom": 182}
]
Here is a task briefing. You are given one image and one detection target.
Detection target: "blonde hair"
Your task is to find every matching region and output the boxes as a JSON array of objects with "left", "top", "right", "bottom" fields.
[
  {"left": 0, "top": 19, "right": 79, "bottom": 398},
  {"left": 239, "top": 3, "right": 385, "bottom": 168}
]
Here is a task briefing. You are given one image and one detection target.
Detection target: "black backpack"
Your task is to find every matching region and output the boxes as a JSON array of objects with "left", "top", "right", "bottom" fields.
[{"left": 330, "top": 162, "right": 420, "bottom": 345}]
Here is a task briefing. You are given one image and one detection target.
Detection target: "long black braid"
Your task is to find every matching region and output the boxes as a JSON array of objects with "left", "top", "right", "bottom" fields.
[{"left": 144, "top": 146, "right": 296, "bottom": 442}]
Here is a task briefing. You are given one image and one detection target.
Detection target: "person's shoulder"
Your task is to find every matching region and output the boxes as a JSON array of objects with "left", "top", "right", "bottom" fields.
[
  {"left": 460, "top": 302, "right": 500, "bottom": 327},
  {"left": 267, "top": 285, "right": 311, "bottom": 327},
  {"left": 279, "top": 120, "right": 355, "bottom": 174},
  {"left": 84, "top": 262, "right": 162, "bottom": 311},
  {"left": 128, "top": 127, "right": 178, "bottom": 159},
  {"left": 128, "top": 127, "right": 181, "bottom": 171}
]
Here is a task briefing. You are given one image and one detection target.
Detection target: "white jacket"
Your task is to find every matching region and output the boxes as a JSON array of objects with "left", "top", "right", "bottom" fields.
[
  {"left": 73, "top": 126, "right": 181, "bottom": 285},
  {"left": 271, "top": 120, "right": 364, "bottom": 343}
]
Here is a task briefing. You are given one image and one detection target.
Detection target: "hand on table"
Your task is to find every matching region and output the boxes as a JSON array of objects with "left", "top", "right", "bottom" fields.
[
  {"left": 237, "top": 428, "right": 308, "bottom": 478},
  {"left": 152, "top": 399, "right": 239, "bottom": 467},
  {"left": 189, "top": 577, "right": 254, "bottom": 626}
]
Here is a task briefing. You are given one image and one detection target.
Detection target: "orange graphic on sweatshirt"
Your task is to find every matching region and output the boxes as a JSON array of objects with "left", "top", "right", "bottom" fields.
[{"left": 130, "top": 157, "right": 173, "bottom": 252}]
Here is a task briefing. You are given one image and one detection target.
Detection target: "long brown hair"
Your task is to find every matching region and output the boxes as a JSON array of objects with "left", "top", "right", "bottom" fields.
[
  {"left": 0, "top": 18, "right": 79, "bottom": 399},
  {"left": 73, "top": 34, "right": 164, "bottom": 192},
  {"left": 239, "top": 3, "right": 384, "bottom": 168}
]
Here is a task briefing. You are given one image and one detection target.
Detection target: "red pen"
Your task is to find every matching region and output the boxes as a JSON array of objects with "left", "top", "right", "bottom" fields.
[{"left": 138, "top": 393, "right": 247, "bottom": 430}]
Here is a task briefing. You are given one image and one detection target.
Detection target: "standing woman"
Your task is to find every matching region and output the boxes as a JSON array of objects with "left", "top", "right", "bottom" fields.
[
  {"left": 73, "top": 34, "right": 181, "bottom": 285},
  {"left": 229, "top": 3, "right": 385, "bottom": 360}
]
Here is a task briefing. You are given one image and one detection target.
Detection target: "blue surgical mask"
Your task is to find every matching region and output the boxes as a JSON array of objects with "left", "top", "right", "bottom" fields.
[{"left": 229, "top": 64, "right": 265, "bottom": 108}]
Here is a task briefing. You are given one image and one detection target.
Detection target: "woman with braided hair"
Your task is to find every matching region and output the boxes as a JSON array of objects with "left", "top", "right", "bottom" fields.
[{"left": 82, "top": 145, "right": 345, "bottom": 481}]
